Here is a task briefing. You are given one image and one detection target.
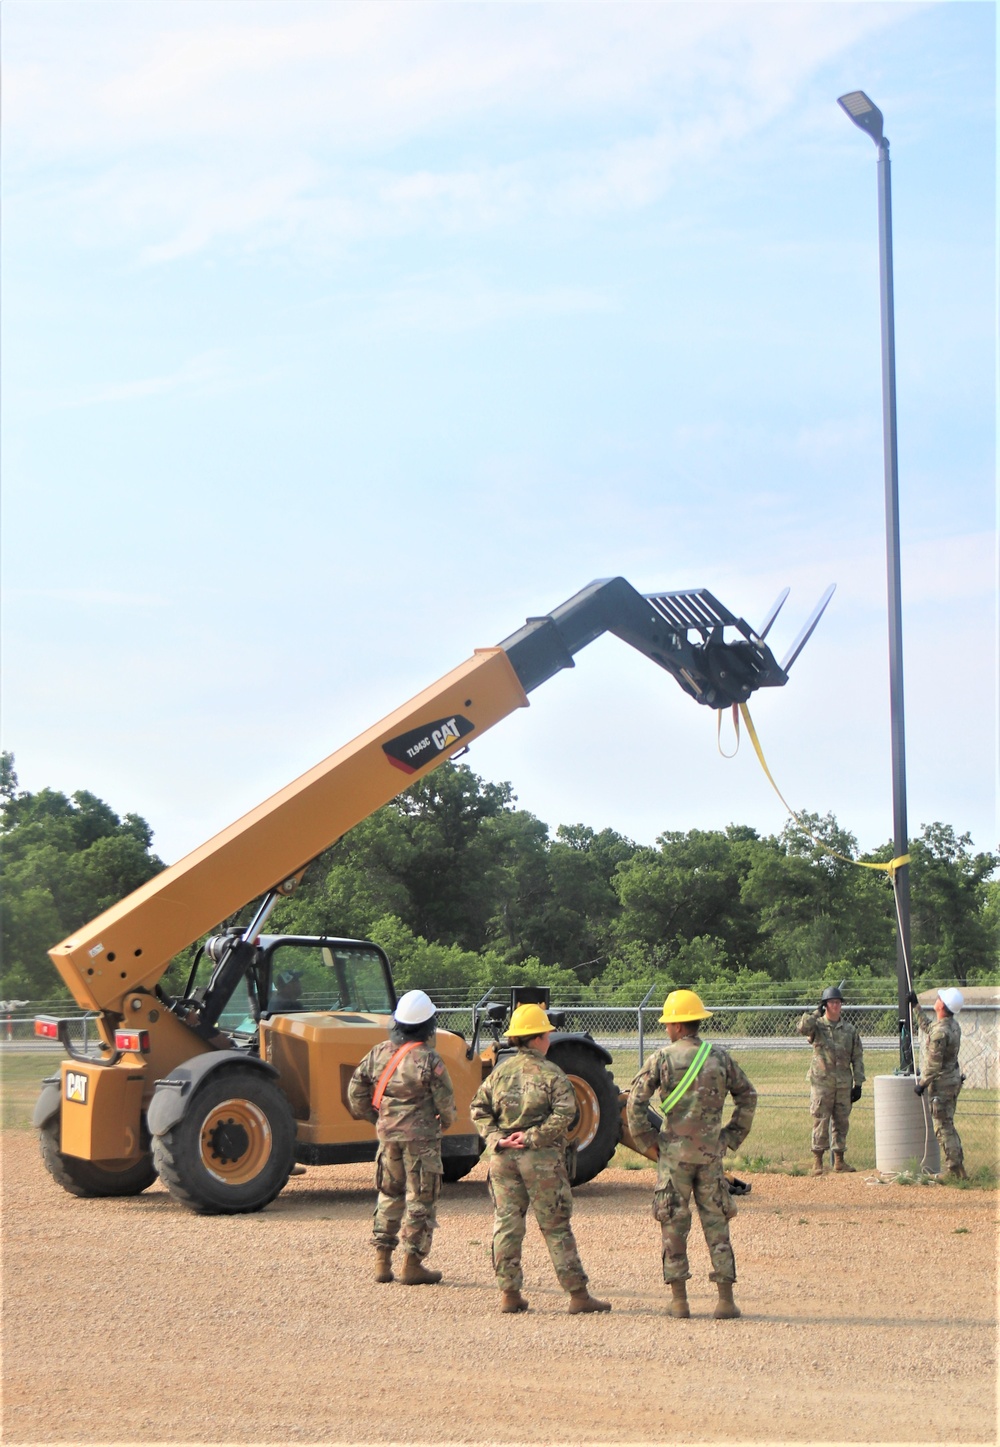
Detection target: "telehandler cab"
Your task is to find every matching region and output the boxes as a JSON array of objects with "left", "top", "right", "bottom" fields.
[{"left": 34, "top": 573, "right": 831, "bottom": 1213}]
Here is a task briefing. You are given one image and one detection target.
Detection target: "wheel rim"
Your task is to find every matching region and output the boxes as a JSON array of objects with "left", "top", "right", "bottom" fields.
[
  {"left": 199, "top": 1098, "right": 272, "bottom": 1184},
  {"left": 566, "top": 1076, "right": 600, "bottom": 1149}
]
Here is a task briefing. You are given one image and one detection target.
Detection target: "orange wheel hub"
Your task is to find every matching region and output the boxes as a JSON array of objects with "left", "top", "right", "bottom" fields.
[{"left": 199, "top": 1099, "right": 272, "bottom": 1184}]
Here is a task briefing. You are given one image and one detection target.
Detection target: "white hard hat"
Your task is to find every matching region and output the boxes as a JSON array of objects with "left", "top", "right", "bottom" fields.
[
  {"left": 394, "top": 989, "right": 436, "bottom": 1026},
  {"left": 937, "top": 987, "right": 964, "bottom": 1016}
]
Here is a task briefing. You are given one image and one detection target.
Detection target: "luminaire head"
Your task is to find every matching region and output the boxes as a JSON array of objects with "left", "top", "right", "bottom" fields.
[{"left": 838, "top": 91, "right": 884, "bottom": 146}]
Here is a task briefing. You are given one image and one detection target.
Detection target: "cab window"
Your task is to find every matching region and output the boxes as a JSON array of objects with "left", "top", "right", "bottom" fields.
[{"left": 266, "top": 942, "right": 393, "bottom": 1015}]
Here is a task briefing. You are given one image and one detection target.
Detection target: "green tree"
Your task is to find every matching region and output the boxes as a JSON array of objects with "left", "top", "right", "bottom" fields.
[
  {"left": 0, "top": 753, "right": 164, "bottom": 998},
  {"left": 908, "top": 823, "right": 999, "bottom": 986},
  {"left": 273, "top": 764, "right": 518, "bottom": 948},
  {"left": 611, "top": 826, "right": 765, "bottom": 973},
  {"left": 741, "top": 813, "right": 895, "bottom": 980}
]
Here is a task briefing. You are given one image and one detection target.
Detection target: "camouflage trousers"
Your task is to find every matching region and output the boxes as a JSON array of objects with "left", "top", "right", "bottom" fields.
[
  {"left": 487, "top": 1146, "right": 588, "bottom": 1294},
  {"left": 653, "top": 1156, "right": 737, "bottom": 1284},
  {"left": 810, "top": 1083, "right": 853, "bottom": 1153},
  {"left": 929, "top": 1084, "right": 964, "bottom": 1173},
  {"left": 371, "top": 1140, "right": 441, "bottom": 1258}
]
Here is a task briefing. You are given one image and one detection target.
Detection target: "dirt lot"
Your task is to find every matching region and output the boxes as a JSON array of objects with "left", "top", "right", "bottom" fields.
[{"left": 1, "top": 1131, "right": 997, "bottom": 1446}]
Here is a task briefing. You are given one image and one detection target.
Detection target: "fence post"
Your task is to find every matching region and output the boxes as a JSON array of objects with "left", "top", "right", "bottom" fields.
[{"left": 638, "top": 983, "right": 657, "bottom": 1067}]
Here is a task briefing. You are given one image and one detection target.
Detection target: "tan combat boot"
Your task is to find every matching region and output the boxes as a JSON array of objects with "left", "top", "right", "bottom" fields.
[
  {"left": 714, "top": 1281, "right": 741, "bottom": 1319},
  {"left": 833, "top": 1152, "right": 855, "bottom": 1173},
  {"left": 399, "top": 1254, "right": 442, "bottom": 1285},
  {"left": 811, "top": 1150, "right": 826, "bottom": 1175},
  {"left": 500, "top": 1289, "right": 529, "bottom": 1313},
  {"left": 667, "top": 1281, "right": 690, "bottom": 1319},
  {"left": 568, "top": 1289, "right": 612, "bottom": 1314},
  {"left": 374, "top": 1248, "right": 394, "bottom": 1283},
  {"left": 948, "top": 1163, "right": 968, "bottom": 1181}
]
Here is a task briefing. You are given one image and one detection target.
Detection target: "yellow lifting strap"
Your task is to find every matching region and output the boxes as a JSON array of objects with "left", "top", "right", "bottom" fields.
[
  {"left": 718, "top": 703, "right": 910, "bottom": 881},
  {"left": 372, "top": 1040, "right": 421, "bottom": 1110}
]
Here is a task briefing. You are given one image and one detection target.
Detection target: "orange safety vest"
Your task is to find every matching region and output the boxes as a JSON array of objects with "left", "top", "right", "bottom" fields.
[{"left": 372, "top": 1040, "right": 422, "bottom": 1110}]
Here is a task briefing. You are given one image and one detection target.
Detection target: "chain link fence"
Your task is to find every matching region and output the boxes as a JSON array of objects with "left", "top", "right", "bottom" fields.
[
  {"left": 436, "top": 996, "right": 1000, "bottom": 1174},
  {"left": 5, "top": 996, "right": 997, "bottom": 1173}
]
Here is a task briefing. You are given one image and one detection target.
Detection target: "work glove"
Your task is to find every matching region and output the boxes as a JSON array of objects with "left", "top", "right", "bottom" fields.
[
  {"left": 906, "top": 991, "right": 918, "bottom": 1007},
  {"left": 914, "top": 1081, "right": 927, "bottom": 1097},
  {"left": 850, "top": 1084, "right": 863, "bottom": 1103},
  {"left": 817, "top": 1002, "right": 826, "bottom": 1016}
]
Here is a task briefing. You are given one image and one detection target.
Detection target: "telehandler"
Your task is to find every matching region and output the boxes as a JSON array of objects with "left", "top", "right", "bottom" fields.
[{"left": 34, "top": 573, "right": 831, "bottom": 1213}]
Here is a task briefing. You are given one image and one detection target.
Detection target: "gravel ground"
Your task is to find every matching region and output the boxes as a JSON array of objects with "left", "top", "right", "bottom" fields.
[{"left": 2, "top": 1131, "right": 997, "bottom": 1446}]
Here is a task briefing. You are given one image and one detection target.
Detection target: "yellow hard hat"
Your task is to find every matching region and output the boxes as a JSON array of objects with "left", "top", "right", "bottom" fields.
[
  {"left": 659, "top": 989, "right": 712, "bottom": 1024},
  {"left": 506, "top": 1002, "right": 554, "bottom": 1038}
]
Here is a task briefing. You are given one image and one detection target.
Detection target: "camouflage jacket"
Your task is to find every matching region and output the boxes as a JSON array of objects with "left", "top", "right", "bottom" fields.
[
  {"left": 470, "top": 1047, "right": 577, "bottom": 1152},
  {"left": 627, "top": 1035, "right": 757, "bottom": 1166},
  {"left": 348, "top": 1036, "right": 456, "bottom": 1143},
  {"left": 912, "top": 1007, "right": 962, "bottom": 1092},
  {"left": 796, "top": 1011, "right": 865, "bottom": 1088}
]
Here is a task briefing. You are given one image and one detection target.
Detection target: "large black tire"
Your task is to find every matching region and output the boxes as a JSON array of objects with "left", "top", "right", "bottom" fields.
[
  {"left": 151, "top": 1067, "right": 295, "bottom": 1215},
  {"left": 39, "top": 1116, "right": 158, "bottom": 1199},
  {"left": 547, "top": 1042, "right": 621, "bottom": 1186},
  {"left": 441, "top": 1150, "right": 482, "bottom": 1183}
]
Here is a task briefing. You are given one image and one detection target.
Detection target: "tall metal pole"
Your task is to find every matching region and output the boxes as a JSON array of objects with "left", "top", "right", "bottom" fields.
[
  {"left": 875, "top": 135, "right": 914, "bottom": 1073},
  {"left": 838, "top": 92, "right": 914, "bottom": 1072}
]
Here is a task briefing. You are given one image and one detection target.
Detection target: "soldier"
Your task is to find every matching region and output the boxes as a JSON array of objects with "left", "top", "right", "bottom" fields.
[
  {"left": 627, "top": 989, "right": 756, "bottom": 1321},
  {"left": 269, "top": 970, "right": 305, "bottom": 1013},
  {"left": 470, "top": 1002, "right": 611, "bottom": 1316},
  {"left": 347, "top": 989, "right": 456, "bottom": 1285},
  {"left": 910, "top": 987, "right": 967, "bottom": 1180},
  {"left": 796, "top": 985, "right": 865, "bottom": 1174}
]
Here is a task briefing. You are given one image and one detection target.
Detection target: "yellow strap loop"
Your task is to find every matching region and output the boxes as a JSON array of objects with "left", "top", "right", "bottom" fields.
[
  {"left": 716, "top": 704, "right": 741, "bottom": 759},
  {"left": 732, "top": 702, "right": 910, "bottom": 879}
]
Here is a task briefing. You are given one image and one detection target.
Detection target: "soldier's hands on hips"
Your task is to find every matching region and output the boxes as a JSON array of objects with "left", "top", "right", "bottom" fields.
[{"left": 850, "top": 1084, "right": 863, "bottom": 1103}]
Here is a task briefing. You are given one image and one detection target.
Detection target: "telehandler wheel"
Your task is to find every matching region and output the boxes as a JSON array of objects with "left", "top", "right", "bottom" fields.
[
  {"left": 547, "top": 1043, "right": 621, "bottom": 1187},
  {"left": 39, "top": 1117, "right": 158, "bottom": 1198},
  {"left": 151, "top": 1067, "right": 295, "bottom": 1215},
  {"left": 441, "top": 1152, "right": 481, "bottom": 1183}
]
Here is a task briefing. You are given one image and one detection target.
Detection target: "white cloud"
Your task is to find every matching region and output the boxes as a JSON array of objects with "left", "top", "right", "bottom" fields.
[
  {"left": 362, "top": 276, "right": 615, "bottom": 333},
  {"left": 11, "top": 351, "right": 240, "bottom": 414},
  {"left": 3, "top": 2, "right": 914, "bottom": 259}
]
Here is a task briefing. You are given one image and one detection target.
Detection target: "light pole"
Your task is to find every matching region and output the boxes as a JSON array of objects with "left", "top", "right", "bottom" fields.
[{"left": 837, "top": 90, "right": 914, "bottom": 1073}]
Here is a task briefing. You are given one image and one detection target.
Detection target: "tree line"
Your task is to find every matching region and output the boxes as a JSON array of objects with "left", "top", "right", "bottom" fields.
[{"left": 2, "top": 751, "right": 997, "bottom": 1004}]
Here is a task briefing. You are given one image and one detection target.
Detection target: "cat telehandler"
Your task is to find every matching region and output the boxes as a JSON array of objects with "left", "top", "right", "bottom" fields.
[{"left": 33, "top": 573, "right": 831, "bottom": 1213}]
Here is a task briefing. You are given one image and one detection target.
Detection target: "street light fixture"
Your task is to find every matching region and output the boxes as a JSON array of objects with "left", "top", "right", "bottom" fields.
[{"left": 838, "top": 90, "right": 914, "bottom": 1073}]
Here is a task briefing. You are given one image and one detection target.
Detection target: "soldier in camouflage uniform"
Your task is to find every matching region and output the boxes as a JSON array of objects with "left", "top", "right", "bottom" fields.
[
  {"left": 470, "top": 1001, "right": 611, "bottom": 1315},
  {"left": 911, "top": 987, "right": 966, "bottom": 1179},
  {"left": 627, "top": 989, "right": 756, "bottom": 1321},
  {"left": 348, "top": 989, "right": 456, "bottom": 1284},
  {"left": 796, "top": 985, "right": 865, "bottom": 1174}
]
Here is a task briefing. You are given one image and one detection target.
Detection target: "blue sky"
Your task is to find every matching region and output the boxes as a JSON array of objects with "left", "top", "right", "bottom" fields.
[{"left": 2, "top": 1, "right": 996, "bottom": 868}]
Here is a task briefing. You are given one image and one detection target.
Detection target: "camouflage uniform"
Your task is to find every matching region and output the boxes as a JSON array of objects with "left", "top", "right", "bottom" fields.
[
  {"left": 627, "top": 1035, "right": 756, "bottom": 1284},
  {"left": 470, "top": 1048, "right": 588, "bottom": 1295},
  {"left": 912, "top": 1006, "right": 964, "bottom": 1173},
  {"left": 796, "top": 1009, "right": 865, "bottom": 1153},
  {"left": 348, "top": 1032, "right": 456, "bottom": 1258}
]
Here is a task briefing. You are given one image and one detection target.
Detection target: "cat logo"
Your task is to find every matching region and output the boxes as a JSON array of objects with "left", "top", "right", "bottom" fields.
[
  {"left": 382, "top": 714, "right": 475, "bottom": 775},
  {"left": 65, "top": 1072, "right": 88, "bottom": 1105}
]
